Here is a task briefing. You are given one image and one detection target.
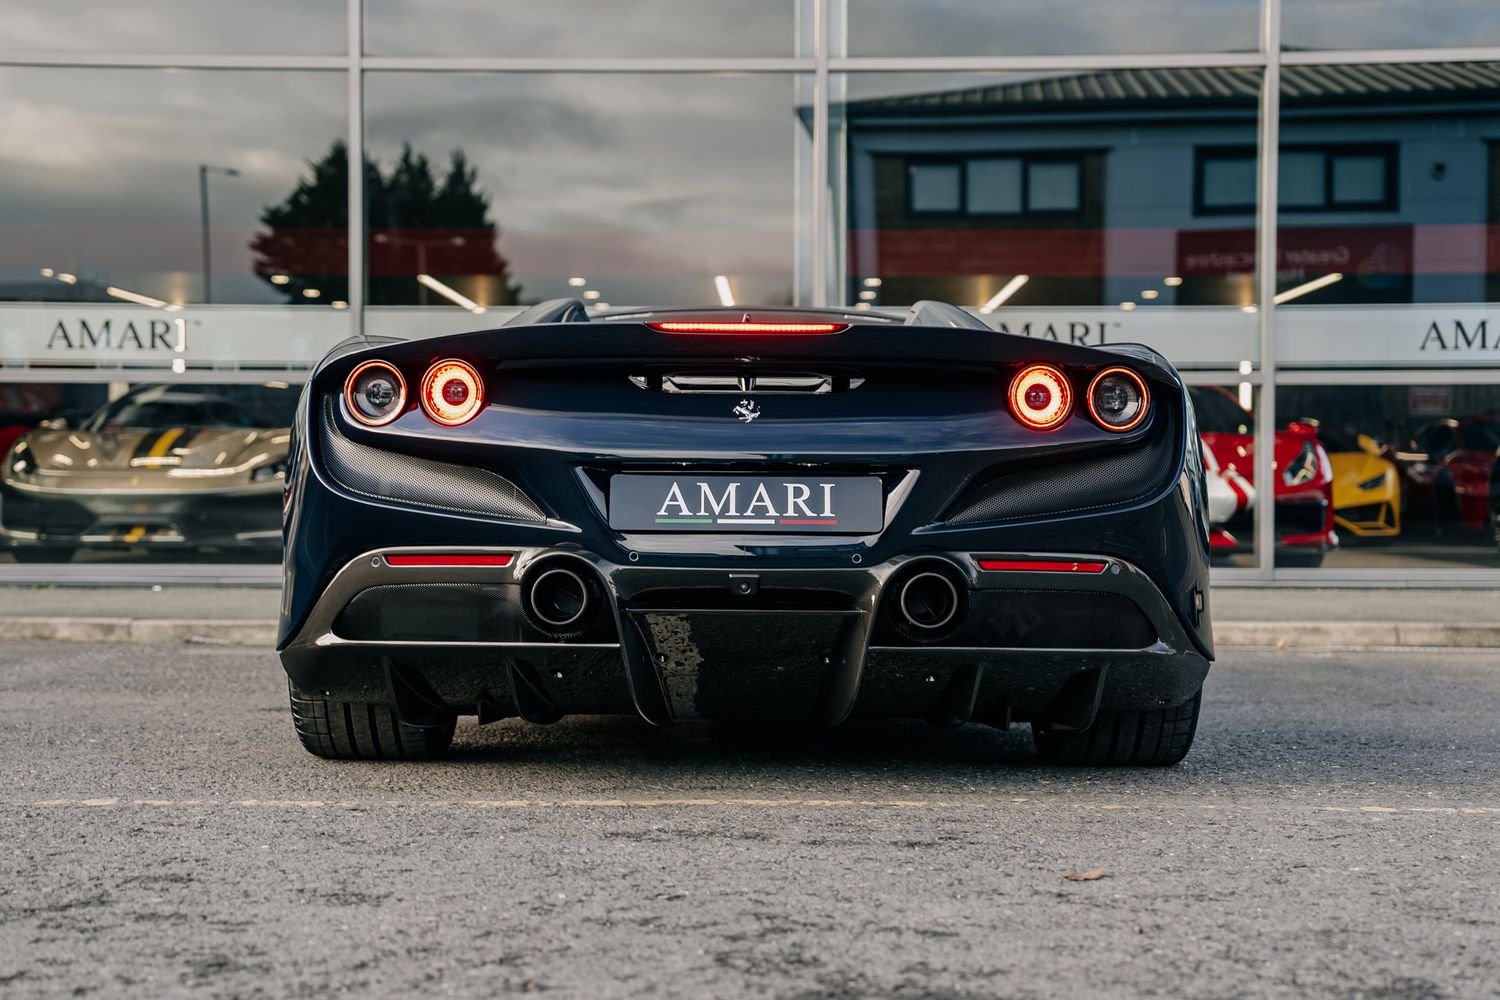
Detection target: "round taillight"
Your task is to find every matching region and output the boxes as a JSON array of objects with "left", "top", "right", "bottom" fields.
[
  {"left": 344, "top": 360, "right": 406, "bottom": 426},
  {"left": 420, "top": 358, "right": 485, "bottom": 426},
  {"left": 1087, "top": 366, "right": 1150, "bottom": 432},
  {"left": 1008, "top": 363, "right": 1072, "bottom": 431}
]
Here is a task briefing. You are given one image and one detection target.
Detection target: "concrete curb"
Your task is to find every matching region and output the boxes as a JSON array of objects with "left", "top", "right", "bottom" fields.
[
  {"left": 0, "top": 617, "right": 1495, "bottom": 649},
  {"left": 0, "top": 618, "right": 278, "bottom": 645},
  {"left": 1214, "top": 620, "right": 1500, "bottom": 649}
]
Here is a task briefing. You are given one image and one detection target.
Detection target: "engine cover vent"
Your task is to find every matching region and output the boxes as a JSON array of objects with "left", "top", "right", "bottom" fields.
[{"left": 628, "top": 371, "right": 864, "bottom": 394}]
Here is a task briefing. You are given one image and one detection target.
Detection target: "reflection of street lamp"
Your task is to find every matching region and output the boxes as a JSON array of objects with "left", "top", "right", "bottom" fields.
[
  {"left": 371, "top": 232, "right": 470, "bottom": 308},
  {"left": 198, "top": 164, "right": 240, "bottom": 304}
]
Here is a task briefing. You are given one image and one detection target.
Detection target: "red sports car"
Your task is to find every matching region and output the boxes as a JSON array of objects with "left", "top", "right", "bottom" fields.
[
  {"left": 0, "top": 384, "right": 63, "bottom": 460},
  {"left": 1393, "top": 417, "right": 1500, "bottom": 537},
  {"left": 1189, "top": 386, "right": 1338, "bottom": 567}
]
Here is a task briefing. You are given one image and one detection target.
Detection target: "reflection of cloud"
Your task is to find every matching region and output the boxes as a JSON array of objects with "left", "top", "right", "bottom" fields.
[
  {"left": 364, "top": 73, "right": 800, "bottom": 283},
  {"left": 0, "top": 67, "right": 344, "bottom": 235},
  {"left": 5, "top": 0, "right": 345, "bottom": 55},
  {"left": 844, "top": 0, "right": 1263, "bottom": 55}
]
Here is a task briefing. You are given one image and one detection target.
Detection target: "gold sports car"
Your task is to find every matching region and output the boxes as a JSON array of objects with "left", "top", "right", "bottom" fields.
[{"left": 1, "top": 382, "right": 296, "bottom": 562}]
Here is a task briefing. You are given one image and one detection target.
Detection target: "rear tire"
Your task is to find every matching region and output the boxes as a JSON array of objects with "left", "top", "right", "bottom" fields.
[
  {"left": 289, "top": 683, "right": 456, "bottom": 760},
  {"left": 1033, "top": 690, "right": 1201, "bottom": 766}
]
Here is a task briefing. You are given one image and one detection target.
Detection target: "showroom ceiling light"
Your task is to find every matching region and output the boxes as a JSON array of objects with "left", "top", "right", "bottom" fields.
[
  {"left": 106, "top": 285, "right": 169, "bottom": 309},
  {"left": 714, "top": 274, "right": 735, "bottom": 307},
  {"left": 1273, "top": 272, "right": 1343, "bottom": 305},
  {"left": 417, "top": 273, "right": 486, "bottom": 314},
  {"left": 567, "top": 276, "right": 587, "bottom": 287},
  {"left": 1164, "top": 276, "right": 1184, "bottom": 286},
  {"left": 979, "top": 274, "right": 1029, "bottom": 314}
]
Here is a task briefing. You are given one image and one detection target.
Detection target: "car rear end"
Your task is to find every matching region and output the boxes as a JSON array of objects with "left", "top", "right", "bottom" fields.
[{"left": 277, "top": 303, "right": 1213, "bottom": 761}]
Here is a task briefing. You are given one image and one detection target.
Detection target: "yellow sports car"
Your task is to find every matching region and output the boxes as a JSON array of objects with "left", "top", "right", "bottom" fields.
[{"left": 1324, "top": 430, "right": 1401, "bottom": 539}]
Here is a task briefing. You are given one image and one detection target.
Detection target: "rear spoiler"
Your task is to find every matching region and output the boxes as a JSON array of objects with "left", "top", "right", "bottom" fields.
[{"left": 506, "top": 298, "right": 991, "bottom": 332}]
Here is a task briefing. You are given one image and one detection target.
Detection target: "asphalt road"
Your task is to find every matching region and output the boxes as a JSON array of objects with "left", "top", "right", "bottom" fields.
[{"left": 1, "top": 642, "right": 1497, "bottom": 999}]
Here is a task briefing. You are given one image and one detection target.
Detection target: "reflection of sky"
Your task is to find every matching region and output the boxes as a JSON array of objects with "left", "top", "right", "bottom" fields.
[
  {"left": 6, "top": 1, "right": 346, "bottom": 54},
  {"left": 841, "top": 0, "right": 1500, "bottom": 54},
  {"left": 8, "top": 0, "right": 1500, "bottom": 57},
  {"left": 0, "top": 67, "right": 345, "bottom": 304},
  {"left": 364, "top": 0, "right": 804, "bottom": 56},
  {"left": 364, "top": 73, "right": 802, "bottom": 304}
]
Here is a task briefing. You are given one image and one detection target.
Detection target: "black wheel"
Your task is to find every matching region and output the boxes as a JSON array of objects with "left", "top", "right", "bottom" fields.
[
  {"left": 289, "top": 683, "right": 456, "bottom": 760},
  {"left": 1033, "top": 689, "right": 1201, "bottom": 767},
  {"left": 9, "top": 546, "right": 75, "bottom": 564}
]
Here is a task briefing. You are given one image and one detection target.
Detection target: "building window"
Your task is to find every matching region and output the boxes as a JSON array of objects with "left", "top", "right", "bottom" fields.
[
  {"left": 908, "top": 163, "right": 962, "bottom": 212},
  {"left": 1195, "top": 145, "right": 1398, "bottom": 214},
  {"left": 908, "top": 155, "right": 1084, "bottom": 216}
]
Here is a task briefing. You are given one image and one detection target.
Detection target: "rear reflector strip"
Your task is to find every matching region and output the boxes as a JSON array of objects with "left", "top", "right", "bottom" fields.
[
  {"left": 385, "top": 554, "right": 513, "bottom": 567},
  {"left": 648, "top": 321, "right": 847, "bottom": 334},
  {"left": 977, "top": 558, "right": 1108, "bottom": 573}
]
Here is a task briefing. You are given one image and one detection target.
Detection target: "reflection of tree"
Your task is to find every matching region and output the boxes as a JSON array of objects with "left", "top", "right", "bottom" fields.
[{"left": 251, "top": 140, "right": 521, "bottom": 306}]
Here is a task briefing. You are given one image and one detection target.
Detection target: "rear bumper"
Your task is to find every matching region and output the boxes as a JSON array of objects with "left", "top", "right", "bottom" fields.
[{"left": 278, "top": 546, "right": 1210, "bottom": 728}]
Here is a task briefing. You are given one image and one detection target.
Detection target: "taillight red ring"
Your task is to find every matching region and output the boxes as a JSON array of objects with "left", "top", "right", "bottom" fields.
[
  {"left": 1086, "top": 366, "right": 1150, "bottom": 432},
  {"left": 344, "top": 360, "right": 407, "bottom": 427},
  {"left": 1008, "top": 363, "right": 1072, "bottom": 431},
  {"left": 420, "top": 358, "right": 485, "bottom": 426}
]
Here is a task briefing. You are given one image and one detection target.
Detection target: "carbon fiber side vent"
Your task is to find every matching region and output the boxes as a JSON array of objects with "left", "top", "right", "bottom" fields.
[
  {"left": 944, "top": 421, "right": 1179, "bottom": 525},
  {"left": 319, "top": 398, "right": 547, "bottom": 523}
]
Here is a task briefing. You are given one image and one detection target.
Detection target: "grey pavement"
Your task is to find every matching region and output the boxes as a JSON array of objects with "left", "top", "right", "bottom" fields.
[{"left": 1, "top": 641, "right": 1498, "bottom": 997}]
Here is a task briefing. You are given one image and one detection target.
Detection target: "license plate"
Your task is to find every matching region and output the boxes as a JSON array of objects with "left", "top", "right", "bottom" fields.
[{"left": 609, "top": 474, "right": 883, "bottom": 533}]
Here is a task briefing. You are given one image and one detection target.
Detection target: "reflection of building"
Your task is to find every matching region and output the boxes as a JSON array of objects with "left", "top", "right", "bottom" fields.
[{"left": 844, "top": 64, "right": 1500, "bottom": 311}]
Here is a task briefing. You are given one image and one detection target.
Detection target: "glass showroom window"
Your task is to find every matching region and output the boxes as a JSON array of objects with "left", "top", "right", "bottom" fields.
[
  {"left": 1273, "top": 384, "right": 1500, "bottom": 571},
  {"left": 835, "top": 0, "right": 1259, "bottom": 56},
  {"left": 364, "top": 0, "right": 809, "bottom": 56},
  {"left": 0, "top": 380, "right": 299, "bottom": 566},
  {"left": 1283, "top": 0, "right": 1500, "bottom": 51},
  {"left": 0, "top": 67, "right": 348, "bottom": 568},
  {"left": 5, "top": 0, "right": 346, "bottom": 55},
  {"left": 1274, "top": 61, "right": 1500, "bottom": 572},
  {"left": 362, "top": 72, "right": 811, "bottom": 338},
  {"left": 833, "top": 70, "right": 1263, "bottom": 369}
]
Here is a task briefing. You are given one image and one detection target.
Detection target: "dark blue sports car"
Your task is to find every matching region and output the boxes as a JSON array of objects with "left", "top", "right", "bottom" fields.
[{"left": 278, "top": 300, "right": 1213, "bottom": 765}]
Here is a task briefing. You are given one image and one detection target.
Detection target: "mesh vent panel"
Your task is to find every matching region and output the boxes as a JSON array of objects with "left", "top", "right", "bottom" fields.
[
  {"left": 945, "top": 418, "right": 1179, "bottom": 525},
  {"left": 320, "top": 398, "right": 546, "bottom": 522},
  {"left": 335, "top": 583, "right": 525, "bottom": 642}
]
